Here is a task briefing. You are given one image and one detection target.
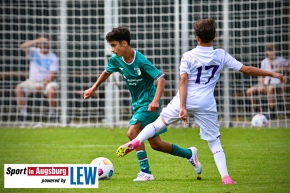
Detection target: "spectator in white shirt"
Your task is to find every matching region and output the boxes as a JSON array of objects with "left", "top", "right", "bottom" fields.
[
  {"left": 246, "top": 44, "right": 289, "bottom": 119},
  {"left": 14, "top": 35, "right": 59, "bottom": 122}
]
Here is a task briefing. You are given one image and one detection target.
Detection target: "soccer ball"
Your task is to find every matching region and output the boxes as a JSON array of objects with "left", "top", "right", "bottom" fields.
[
  {"left": 251, "top": 113, "right": 268, "bottom": 128},
  {"left": 90, "top": 157, "right": 114, "bottom": 180}
]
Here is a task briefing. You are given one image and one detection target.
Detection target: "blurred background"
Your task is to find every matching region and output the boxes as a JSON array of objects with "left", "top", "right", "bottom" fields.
[{"left": 0, "top": 0, "right": 289, "bottom": 128}]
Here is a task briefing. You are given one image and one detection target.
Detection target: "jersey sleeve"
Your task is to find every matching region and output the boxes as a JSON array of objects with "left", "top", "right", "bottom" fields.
[
  {"left": 28, "top": 47, "right": 38, "bottom": 58},
  {"left": 179, "top": 54, "right": 192, "bottom": 75},
  {"left": 141, "top": 58, "right": 164, "bottom": 80},
  {"left": 105, "top": 56, "right": 119, "bottom": 73},
  {"left": 223, "top": 51, "right": 243, "bottom": 71}
]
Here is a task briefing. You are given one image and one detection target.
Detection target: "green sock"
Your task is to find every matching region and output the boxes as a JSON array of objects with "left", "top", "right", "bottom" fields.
[
  {"left": 136, "top": 150, "right": 151, "bottom": 174},
  {"left": 171, "top": 144, "right": 192, "bottom": 159}
]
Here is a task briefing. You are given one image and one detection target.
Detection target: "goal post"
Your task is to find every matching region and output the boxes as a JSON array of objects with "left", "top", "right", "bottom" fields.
[
  {"left": 223, "top": 0, "right": 231, "bottom": 127},
  {"left": 60, "top": 0, "right": 68, "bottom": 126},
  {"left": 104, "top": 0, "right": 120, "bottom": 127}
]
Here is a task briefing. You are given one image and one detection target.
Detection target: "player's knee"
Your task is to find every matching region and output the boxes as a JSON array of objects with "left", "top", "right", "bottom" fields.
[
  {"left": 246, "top": 88, "right": 255, "bottom": 96},
  {"left": 46, "top": 86, "right": 56, "bottom": 95},
  {"left": 208, "top": 138, "right": 224, "bottom": 154},
  {"left": 246, "top": 89, "right": 251, "bottom": 96},
  {"left": 126, "top": 130, "right": 137, "bottom": 140},
  {"left": 50, "top": 86, "right": 57, "bottom": 93},
  {"left": 14, "top": 85, "right": 23, "bottom": 96}
]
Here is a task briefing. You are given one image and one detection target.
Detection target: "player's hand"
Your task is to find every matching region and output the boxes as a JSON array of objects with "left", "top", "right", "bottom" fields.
[
  {"left": 148, "top": 100, "right": 159, "bottom": 112},
  {"left": 272, "top": 72, "right": 284, "bottom": 83},
  {"left": 179, "top": 108, "right": 188, "bottom": 126},
  {"left": 83, "top": 88, "right": 95, "bottom": 99},
  {"left": 37, "top": 37, "right": 48, "bottom": 43}
]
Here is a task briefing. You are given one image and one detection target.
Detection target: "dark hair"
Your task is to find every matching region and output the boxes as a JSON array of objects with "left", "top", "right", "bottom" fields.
[
  {"left": 106, "top": 26, "right": 131, "bottom": 45},
  {"left": 266, "top": 44, "right": 276, "bottom": 51},
  {"left": 194, "top": 19, "right": 216, "bottom": 43},
  {"left": 37, "top": 33, "right": 50, "bottom": 40}
]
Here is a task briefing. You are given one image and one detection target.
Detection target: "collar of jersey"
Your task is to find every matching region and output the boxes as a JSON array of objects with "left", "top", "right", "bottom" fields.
[
  {"left": 122, "top": 50, "right": 136, "bottom": 65},
  {"left": 196, "top": 45, "right": 214, "bottom": 50}
]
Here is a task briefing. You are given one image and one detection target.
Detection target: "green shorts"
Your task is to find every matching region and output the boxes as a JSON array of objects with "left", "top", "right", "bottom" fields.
[{"left": 129, "top": 108, "right": 167, "bottom": 136}]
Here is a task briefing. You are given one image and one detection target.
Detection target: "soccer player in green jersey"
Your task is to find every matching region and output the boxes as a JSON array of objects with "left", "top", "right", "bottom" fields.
[{"left": 84, "top": 27, "right": 200, "bottom": 181}]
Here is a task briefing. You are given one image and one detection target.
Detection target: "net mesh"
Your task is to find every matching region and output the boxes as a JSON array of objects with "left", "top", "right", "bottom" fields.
[{"left": 0, "top": 0, "right": 289, "bottom": 128}]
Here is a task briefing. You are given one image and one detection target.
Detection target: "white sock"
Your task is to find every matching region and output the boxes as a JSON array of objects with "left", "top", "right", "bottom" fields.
[
  {"left": 136, "top": 117, "right": 166, "bottom": 142},
  {"left": 49, "top": 109, "right": 56, "bottom": 116},
  {"left": 208, "top": 138, "right": 229, "bottom": 178},
  {"left": 20, "top": 108, "right": 27, "bottom": 116}
]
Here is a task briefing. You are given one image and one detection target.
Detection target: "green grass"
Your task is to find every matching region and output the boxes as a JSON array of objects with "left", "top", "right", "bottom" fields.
[{"left": 1, "top": 127, "right": 290, "bottom": 193}]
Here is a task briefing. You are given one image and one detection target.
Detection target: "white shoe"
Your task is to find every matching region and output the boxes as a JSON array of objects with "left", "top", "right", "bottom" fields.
[
  {"left": 133, "top": 171, "right": 154, "bottom": 182},
  {"left": 188, "top": 147, "right": 202, "bottom": 175}
]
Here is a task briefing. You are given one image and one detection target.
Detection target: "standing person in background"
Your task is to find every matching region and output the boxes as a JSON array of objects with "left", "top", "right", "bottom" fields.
[
  {"left": 14, "top": 35, "right": 59, "bottom": 122},
  {"left": 246, "top": 44, "right": 289, "bottom": 119},
  {"left": 117, "top": 19, "right": 284, "bottom": 184}
]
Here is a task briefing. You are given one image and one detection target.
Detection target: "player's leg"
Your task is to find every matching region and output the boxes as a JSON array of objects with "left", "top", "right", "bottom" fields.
[
  {"left": 158, "top": 106, "right": 202, "bottom": 175},
  {"left": 147, "top": 135, "right": 202, "bottom": 175},
  {"left": 246, "top": 86, "right": 260, "bottom": 113},
  {"left": 194, "top": 111, "right": 236, "bottom": 184},
  {"left": 117, "top": 97, "right": 202, "bottom": 175},
  {"left": 127, "top": 121, "right": 154, "bottom": 181},
  {"left": 14, "top": 82, "right": 27, "bottom": 118},
  {"left": 127, "top": 123, "right": 151, "bottom": 174},
  {"left": 267, "top": 85, "right": 276, "bottom": 119},
  {"left": 267, "top": 85, "right": 276, "bottom": 107},
  {"left": 117, "top": 97, "right": 180, "bottom": 156},
  {"left": 44, "top": 82, "right": 58, "bottom": 121},
  {"left": 116, "top": 116, "right": 167, "bottom": 157},
  {"left": 207, "top": 138, "right": 235, "bottom": 184},
  {"left": 118, "top": 115, "right": 193, "bottom": 158},
  {"left": 14, "top": 80, "right": 36, "bottom": 121}
]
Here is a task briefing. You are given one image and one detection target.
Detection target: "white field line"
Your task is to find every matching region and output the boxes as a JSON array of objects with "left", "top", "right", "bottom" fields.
[{"left": 1, "top": 144, "right": 119, "bottom": 148}]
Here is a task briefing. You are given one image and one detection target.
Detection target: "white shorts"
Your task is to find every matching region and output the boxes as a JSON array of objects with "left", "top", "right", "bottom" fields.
[
  {"left": 160, "top": 96, "right": 220, "bottom": 141},
  {"left": 17, "top": 79, "right": 58, "bottom": 96}
]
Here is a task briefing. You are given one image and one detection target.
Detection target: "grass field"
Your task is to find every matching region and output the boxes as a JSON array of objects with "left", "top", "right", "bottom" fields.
[{"left": 1, "top": 127, "right": 290, "bottom": 193}]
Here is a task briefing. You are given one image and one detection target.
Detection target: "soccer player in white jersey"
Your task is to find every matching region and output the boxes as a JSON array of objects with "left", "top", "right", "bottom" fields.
[
  {"left": 84, "top": 27, "right": 201, "bottom": 181},
  {"left": 14, "top": 35, "right": 59, "bottom": 122},
  {"left": 117, "top": 19, "right": 284, "bottom": 184}
]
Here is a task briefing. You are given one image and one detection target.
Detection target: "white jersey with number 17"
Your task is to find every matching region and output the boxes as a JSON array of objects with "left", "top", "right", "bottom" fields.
[{"left": 177, "top": 45, "right": 243, "bottom": 112}]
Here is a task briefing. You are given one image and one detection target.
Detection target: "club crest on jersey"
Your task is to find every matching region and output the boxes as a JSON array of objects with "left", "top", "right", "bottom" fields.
[{"left": 134, "top": 68, "right": 141, "bottom": 76}]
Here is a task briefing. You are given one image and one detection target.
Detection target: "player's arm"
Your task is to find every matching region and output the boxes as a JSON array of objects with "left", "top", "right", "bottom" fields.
[
  {"left": 148, "top": 75, "right": 166, "bottom": 111},
  {"left": 83, "top": 70, "right": 111, "bottom": 99},
  {"left": 179, "top": 73, "right": 188, "bottom": 125},
  {"left": 239, "top": 65, "right": 284, "bottom": 83},
  {"left": 20, "top": 37, "right": 48, "bottom": 55}
]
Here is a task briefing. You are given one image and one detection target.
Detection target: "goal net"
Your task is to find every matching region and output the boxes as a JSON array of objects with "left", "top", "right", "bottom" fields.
[{"left": 0, "top": 0, "right": 289, "bottom": 128}]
